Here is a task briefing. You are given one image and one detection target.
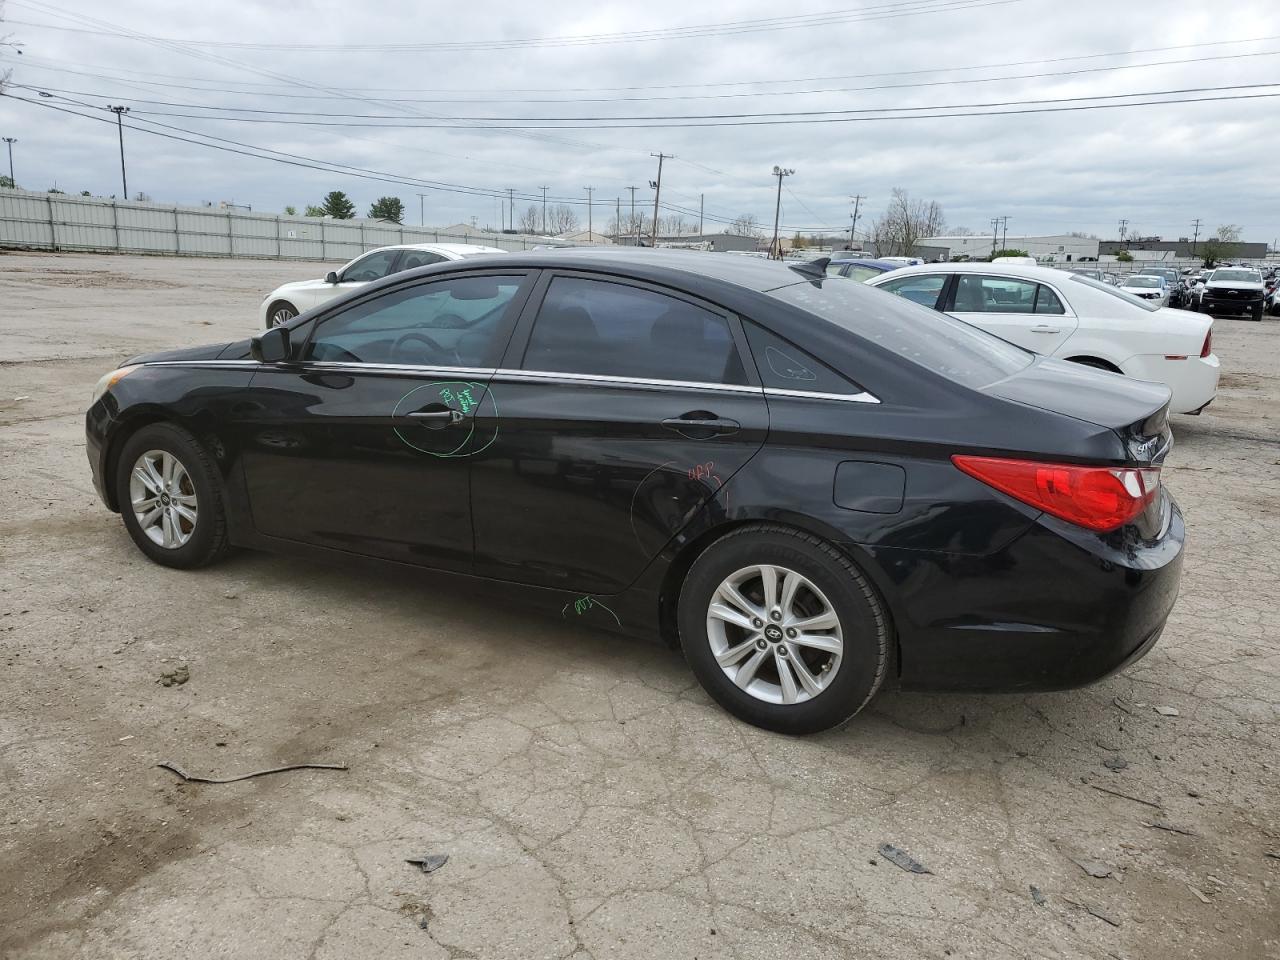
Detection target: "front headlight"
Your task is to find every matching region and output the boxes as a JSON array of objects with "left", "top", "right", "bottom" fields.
[{"left": 91, "top": 365, "right": 140, "bottom": 404}]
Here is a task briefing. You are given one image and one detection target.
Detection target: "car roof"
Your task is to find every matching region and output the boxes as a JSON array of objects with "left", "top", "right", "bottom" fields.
[
  {"left": 359, "top": 242, "right": 506, "bottom": 257},
  {"left": 828, "top": 257, "right": 899, "bottom": 269},
  {"left": 401, "top": 247, "right": 822, "bottom": 292},
  {"left": 867, "top": 261, "right": 1082, "bottom": 283}
]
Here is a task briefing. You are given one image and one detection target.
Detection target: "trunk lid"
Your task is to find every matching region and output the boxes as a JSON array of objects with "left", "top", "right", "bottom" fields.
[{"left": 984, "top": 357, "right": 1171, "bottom": 465}]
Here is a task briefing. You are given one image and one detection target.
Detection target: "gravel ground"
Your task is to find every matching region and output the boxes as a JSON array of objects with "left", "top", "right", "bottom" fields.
[{"left": 1, "top": 250, "right": 1277, "bottom": 960}]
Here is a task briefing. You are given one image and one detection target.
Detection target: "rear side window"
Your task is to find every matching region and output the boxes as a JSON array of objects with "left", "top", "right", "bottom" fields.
[
  {"left": 743, "top": 321, "right": 864, "bottom": 395},
  {"left": 1034, "top": 285, "right": 1066, "bottom": 314},
  {"left": 522, "top": 276, "right": 746, "bottom": 385},
  {"left": 768, "top": 278, "right": 1033, "bottom": 389},
  {"left": 843, "top": 264, "right": 885, "bottom": 282}
]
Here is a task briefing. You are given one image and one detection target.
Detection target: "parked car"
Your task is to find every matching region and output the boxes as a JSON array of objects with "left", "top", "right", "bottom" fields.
[
  {"left": 1191, "top": 267, "right": 1266, "bottom": 321},
  {"left": 1118, "top": 274, "right": 1170, "bottom": 306},
  {"left": 865, "top": 263, "right": 1218, "bottom": 414},
  {"left": 259, "top": 243, "right": 505, "bottom": 327},
  {"left": 1267, "top": 281, "right": 1280, "bottom": 316},
  {"left": 823, "top": 257, "right": 901, "bottom": 281},
  {"left": 1137, "top": 267, "right": 1186, "bottom": 307},
  {"left": 86, "top": 249, "right": 1185, "bottom": 734}
]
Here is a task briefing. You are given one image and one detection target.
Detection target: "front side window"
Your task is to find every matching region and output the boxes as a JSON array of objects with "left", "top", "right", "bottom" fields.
[
  {"left": 340, "top": 249, "right": 401, "bottom": 283},
  {"left": 304, "top": 275, "right": 524, "bottom": 366},
  {"left": 522, "top": 276, "right": 746, "bottom": 385},
  {"left": 877, "top": 273, "right": 946, "bottom": 308}
]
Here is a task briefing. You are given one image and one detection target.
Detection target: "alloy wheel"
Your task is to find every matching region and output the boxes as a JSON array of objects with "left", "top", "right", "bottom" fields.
[
  {"left": 706, "top": 564, "right": 843, "bottom": 705},
  {"left": 129, "top": 449, "right": 198, "bottom": 549},
  {"left": 270, "top": 306, "right": 296, "bottom": 326}
]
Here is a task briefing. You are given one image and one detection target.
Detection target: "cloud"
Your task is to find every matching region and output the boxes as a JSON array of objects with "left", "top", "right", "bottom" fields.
[{"left": 1, "top": 0, "right": 1274, "bottom": 241}]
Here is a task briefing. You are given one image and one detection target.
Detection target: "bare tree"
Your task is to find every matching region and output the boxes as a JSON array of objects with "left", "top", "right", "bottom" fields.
[
  {"left": 549, "top": 204, "right": 580, "bottom": 234},
  {"left": 517, "top": 204, "right": 540, "bottom": 234},
  {"left": 869, "top": 188, "right": 945, "bottom": 256},
  {"left": 1215, "top": 223, "right": 1242, "bottom": 242},
  {"left": 949, "top": 226, "right": 981, "bottom": 237},
  {"left": 728, "top": 213, "right": 762, "bottom": 238},
  {"left": 1068, "top": 230, "right": 1099, "bottom": 240}
]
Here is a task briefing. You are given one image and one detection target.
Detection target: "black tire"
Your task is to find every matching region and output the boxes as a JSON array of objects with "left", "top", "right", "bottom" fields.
[
  {"left": 267, "top": 301, "right": 298, "bottom": 327},
  {"left": 1251, "top": 303, "right": 1264, "bottom": 322},
  {"left": 677, "top": 524, "right": 890, "bottom": 735},
  {"left": 114, "top": 422, "right": 231, "bottom": 569}
]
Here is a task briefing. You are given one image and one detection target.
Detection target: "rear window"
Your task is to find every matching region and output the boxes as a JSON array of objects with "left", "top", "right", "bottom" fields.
[
  {"left": 1069, "top": 273, "right": 1160, "bottom": 312},
  {"left": 1126, "top": 276, "right": 1162, "bottom": 288},
  {"left": 766, "top": 278, "right": 1033, "bottom": 389}
]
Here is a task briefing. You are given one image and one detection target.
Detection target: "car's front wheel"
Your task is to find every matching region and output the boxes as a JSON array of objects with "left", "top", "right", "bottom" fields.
[
  {"left": 1251, "top": 303, "right": 1264, "bottom": 322},
  {"left": 268, "top": 301, "right": 298, "bottom": 326},
  {"left": 678, "top": 525, "right": 890, "bottom": 734},
  {"left": 115, "top": 423, "right": 230, "bottom": 569}
]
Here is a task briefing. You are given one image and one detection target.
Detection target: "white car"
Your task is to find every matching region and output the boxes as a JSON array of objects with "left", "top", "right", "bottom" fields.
[
  {"left": 865, "top": 263, "right": 1219, "bottom": 415},
  {"left": 1117, "top": 274, "right": 1169, "bottom": 307},
  {"left": 259, "top": 243, "right": 504, "bottom": 327}
]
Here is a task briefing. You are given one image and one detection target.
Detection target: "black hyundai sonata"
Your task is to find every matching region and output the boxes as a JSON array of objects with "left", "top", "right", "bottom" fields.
[{"left": 86, "top": 249, "right": 1183, "bottom": 733}]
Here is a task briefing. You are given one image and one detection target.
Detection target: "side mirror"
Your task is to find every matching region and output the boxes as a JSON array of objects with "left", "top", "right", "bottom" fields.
[
  {"left": 324, "top": 271, "right": 340, "bottom": 284},
  {"left": 251, "top": 325, "right": 292, "bottom": 363}
]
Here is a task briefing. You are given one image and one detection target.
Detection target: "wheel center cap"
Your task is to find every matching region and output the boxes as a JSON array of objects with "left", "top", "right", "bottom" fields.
[
  {"left": 160, "top": 493, "right": 171, "bottom": 506},
  {"left": 764, "top": 624, "right": 783, "bottom": 642}
]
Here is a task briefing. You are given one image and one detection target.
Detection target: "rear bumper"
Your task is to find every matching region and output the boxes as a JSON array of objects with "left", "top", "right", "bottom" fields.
[
  {"left": 1122, "top": 352, "right": 1219, "bottom": 415},
  {"left": 883, "top": 499, "right": 1184, "bottom": 692}
]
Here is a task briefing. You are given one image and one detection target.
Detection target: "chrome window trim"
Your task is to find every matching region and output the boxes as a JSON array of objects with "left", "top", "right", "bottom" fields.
[
  {"left": 139, "top": 360, "right": 880, "bottom": 403},
  {"left": 491, "top": 368, "right": 763, "bottom": 395},
  {"left": 765, "top": 387, "right": 880, "bottom": 404}
]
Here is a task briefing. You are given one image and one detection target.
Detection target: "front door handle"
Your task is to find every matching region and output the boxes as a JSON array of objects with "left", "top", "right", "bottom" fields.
[
  {"left": 404, "top": 405, "right": 464, "bottom": 430},
  {"left": 661, "top": 414, "right": 740, "bottom": 437},
  {"left": 1030, "top": 325, "right": 1061, "bottom": 334}
]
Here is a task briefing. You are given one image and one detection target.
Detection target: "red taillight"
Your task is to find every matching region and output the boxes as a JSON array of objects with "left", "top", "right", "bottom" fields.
[
  {"left": 1200, "top": 329, "right": 1212, "bottom": 358},
  {"left": 952, "top": 456, "right": 1160, "bottom": 531}
]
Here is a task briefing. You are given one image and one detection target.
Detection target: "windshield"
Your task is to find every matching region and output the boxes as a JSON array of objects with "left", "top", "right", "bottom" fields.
[
  {"left": 768, "top": 279, "right": 1033, "bottom": 389},
  {"left": 1211, "top": 269, "right": 1261, "bottom": 282},
  {"left": 1126, "top": 276, "right": 1162, "bottom": 288},
  {"left": 1069, "top": 273, "right": 1160, "bottom": 312}
]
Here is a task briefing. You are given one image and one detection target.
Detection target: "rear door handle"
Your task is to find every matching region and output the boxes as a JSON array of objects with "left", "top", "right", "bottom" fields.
[
  {"left": 1030, "top": 325, "right": 1061, "bottom": 334},
  {"left": 661, "top": 415, "right": 740, "bottom": 437}
]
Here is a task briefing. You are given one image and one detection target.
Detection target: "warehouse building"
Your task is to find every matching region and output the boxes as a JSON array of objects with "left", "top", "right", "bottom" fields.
[{"left": 913, "top": 234, "right": 1100, "bottom": 263}]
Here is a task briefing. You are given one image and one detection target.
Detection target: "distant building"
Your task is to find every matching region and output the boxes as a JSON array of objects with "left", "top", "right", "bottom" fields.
[
  {"left": 1098, "top": 239, "right": 1267, "bottom": 259},
  {"left": 914, "top": 234, "right": 1100, "bottom": 263}
]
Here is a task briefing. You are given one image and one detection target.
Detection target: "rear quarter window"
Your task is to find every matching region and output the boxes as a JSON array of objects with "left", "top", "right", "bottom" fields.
[{"left": 767, "top": 278, "right": 1033, "bottom": 389}]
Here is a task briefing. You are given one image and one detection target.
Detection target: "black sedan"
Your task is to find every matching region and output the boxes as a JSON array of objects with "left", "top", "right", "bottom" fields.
[{"left": 86, "top": 249, "right": 1184, "bottom": 734}]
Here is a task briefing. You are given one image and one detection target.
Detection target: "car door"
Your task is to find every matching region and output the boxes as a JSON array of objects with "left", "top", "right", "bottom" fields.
[
  {"left": 943, "top": 273, "right": 1079, "bottom": 354},
  {"left": 238, "top": 270, "right": 534, "bottom": 571},
  {"left": 468, "top": 272, "right": 769, "bottom": 594}
]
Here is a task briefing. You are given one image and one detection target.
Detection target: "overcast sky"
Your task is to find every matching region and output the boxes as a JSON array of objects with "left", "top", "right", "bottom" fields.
[{"left": 1, "top": 0, "right": 1276, "bottom": 243}]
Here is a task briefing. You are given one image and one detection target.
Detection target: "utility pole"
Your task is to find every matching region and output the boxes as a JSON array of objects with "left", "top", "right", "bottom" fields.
[
  {"left": 999, "top": 216, "right": 1010, "bottom": 252},
  {"left": 417, "top": 193, "right": 427, "bottom": 226},
  {"left": 539, "top": 186, "right": 549, "bottom": 234},
  {"left": 626, "top": 186, "right": 638, "bottom": 244},
  {"left": 770, "top": 165, "right": 794, "bottom": 260},
  {"left": 506, "top": 187, "right": 515, "bottom": 233},
  {"left": 1190, "top": 218, "right": 1202, "bottom": 255},
  {"left": 1118, "top": 218, "right": 1129, "bottom": 248},
  {"left": 2, "top": 137, "right": 15, "bottom": 186},
  {"left": 698, "top": 193, "right": 704, "bottom": 238},
  {"left": 848, "top": 194, "right": 865, "bottom": 250},
  {"left": 990, "top": 217, "right": 1000, "bottom": 256},
  {"left": 108, "top": 106, "right": 129, "bottom": 200},
  {"left": 648, "top": 153, "right": 672, "bottom": 246},
  {"left": 584, "top": 186, "right": 594, "bottom": 241},
  {"left": 615, "top": 196, "right": 621, "bottom": 242}
]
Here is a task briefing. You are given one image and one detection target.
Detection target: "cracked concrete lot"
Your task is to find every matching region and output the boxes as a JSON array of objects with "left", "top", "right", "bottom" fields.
[{"left": 1, "top": 251, "right": 1278, "bottom": 959}]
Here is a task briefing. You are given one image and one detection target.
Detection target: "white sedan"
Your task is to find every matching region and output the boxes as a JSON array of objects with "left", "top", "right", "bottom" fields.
[
  {"left": 1117, "top": 274, "right": 1170, "bottom": 306},
  {"left": 259, "top": 242, "right": 504, "bottom": 327},
  {"left": 865, "top": 263, "right": 1219, "bottom": 415}
]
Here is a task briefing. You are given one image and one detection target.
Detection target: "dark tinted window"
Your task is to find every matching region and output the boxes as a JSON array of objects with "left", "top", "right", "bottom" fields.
[
  {"left": 876, "top": 273, "right": 945, "bottom": 307},
  {"left": 1034, "top": 284, "right": 1066, "bottom": 314},
  {"left": 523, "top": 276, "right": 746, "bottom": 384},
  {"left": 340, "top": 249, "right": 401, "bottom": 282},
  {"left": 305, "top": 275, "right": 523, "bottom": 366},
  {"left": 768, "top": 279, "right": 1033, "bottom": 389},
  {"left": 399, "top": 250, "right": 447, "bottom": 271},
  {"left": 743, "top": 322, "right": 863, "bottom": 394}
]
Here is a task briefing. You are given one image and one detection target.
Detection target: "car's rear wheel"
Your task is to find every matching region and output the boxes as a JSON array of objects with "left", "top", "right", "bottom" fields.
[
  {"left": 678, "top": 525, "right": 890, "bottom": 734},
  {"left": 115, "top": 423, "right": 230, "bottom": 569},
  {"left": 268, "top": 301, "right": 297, "bottom": 326}
]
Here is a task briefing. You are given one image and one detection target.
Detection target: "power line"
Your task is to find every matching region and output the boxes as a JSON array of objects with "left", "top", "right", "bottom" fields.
[
  {"left": 2, "top": 0, "right": 1026, "bottom": 53},
  {"left": 8, "top": 34, "right": 1278, "bottom": 97},
  {"left": 13, "top": 48, "right": 1278, "bottom": 108}
]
